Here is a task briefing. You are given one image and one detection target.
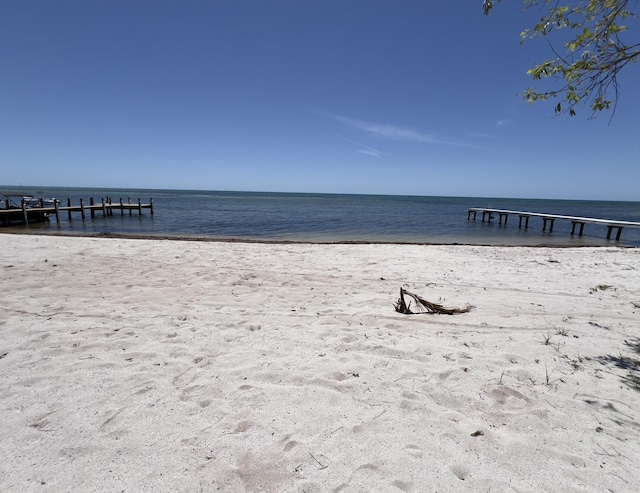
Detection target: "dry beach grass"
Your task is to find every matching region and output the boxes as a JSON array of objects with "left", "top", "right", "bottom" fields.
[{"left": 1, "top": 234, "right": 639, "bottom": 492}]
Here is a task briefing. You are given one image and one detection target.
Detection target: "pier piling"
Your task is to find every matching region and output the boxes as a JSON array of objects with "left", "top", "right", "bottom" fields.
[
  {"left": 542, "top": 218, "right": 555, "bottom": 233},
  {"left": 571, "top": 221, "right": 585, "bottom": 236},
  {"left": 607, "top": 226, "right": 624, "bottom": 241}
]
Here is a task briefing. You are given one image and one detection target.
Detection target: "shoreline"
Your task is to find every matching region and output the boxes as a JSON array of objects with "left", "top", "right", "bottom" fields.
[
  {"left": 3, "top": 187, "right": 639, "bottom": 248},
  {"left": 1, "top": 234, "right": 639, "bottom": 491},
  {"left": 2, "top": 229, "right": 635, "bottom": 248}
]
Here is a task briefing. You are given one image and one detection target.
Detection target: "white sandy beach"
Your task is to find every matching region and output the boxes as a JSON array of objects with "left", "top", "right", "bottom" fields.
[{"left": 1, "top": 234, "right": 639, "bottom": 492}]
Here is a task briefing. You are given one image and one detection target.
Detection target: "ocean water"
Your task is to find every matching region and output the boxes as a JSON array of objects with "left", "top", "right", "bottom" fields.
[{"left": 2, "top": 186, "right": 640, "bottom": 247}]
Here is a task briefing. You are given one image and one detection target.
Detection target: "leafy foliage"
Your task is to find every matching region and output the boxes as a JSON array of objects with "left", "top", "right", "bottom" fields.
[{"left": 483, "top": 0, "right": 639, "bottom": 118}]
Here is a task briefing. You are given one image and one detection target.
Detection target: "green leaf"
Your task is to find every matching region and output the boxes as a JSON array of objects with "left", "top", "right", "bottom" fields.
[{"left": 483, "top": 0, "right": 635, "bottom": 119}]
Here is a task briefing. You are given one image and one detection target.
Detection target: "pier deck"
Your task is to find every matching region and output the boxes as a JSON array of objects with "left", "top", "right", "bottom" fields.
[
  {"left": 468, "top": 208, "right": 640, "bottom": 241},
  {"left": 1, "top": 197, "right": 153, "bottom": 227}
]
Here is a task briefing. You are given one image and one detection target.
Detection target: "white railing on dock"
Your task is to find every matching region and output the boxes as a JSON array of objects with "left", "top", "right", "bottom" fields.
[{"left": 467, "top": 207, "right": 640, "bottom": 241}]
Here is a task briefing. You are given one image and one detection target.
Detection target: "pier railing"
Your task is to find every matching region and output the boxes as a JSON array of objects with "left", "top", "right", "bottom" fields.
[
  {"left": 468, "top": 207, "right": 640, "bottom": 241},
  {"left": 1, "top": 197, "right": 153, "bottom": 227}
]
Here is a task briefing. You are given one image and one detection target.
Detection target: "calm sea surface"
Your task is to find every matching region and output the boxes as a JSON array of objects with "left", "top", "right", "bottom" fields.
[{"left": 2, "top": 186, "right": 640, "bottom": 247}]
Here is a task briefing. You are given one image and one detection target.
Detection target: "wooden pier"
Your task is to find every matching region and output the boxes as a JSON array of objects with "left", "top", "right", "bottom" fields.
[
  {"left": 1, "top": 197, "right": 154, "bottom": 227},
  {"left": 468, "top": 207, "right": 640, "bottom": 241}
]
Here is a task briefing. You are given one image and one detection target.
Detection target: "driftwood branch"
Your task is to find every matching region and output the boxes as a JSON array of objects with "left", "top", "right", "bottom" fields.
[{"left": 394, "top": 288, "right": 474, "bottom": 315}]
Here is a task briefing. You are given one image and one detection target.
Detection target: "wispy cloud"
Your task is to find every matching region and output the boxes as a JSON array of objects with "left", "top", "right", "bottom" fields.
[
  {"left": 334, "top": 115, "right": 438, "bottom": 143},
  {"left": 357, "top": 148, "right": 382, "bottom": 157},
  {"left": 322, "top": 111, "right": 474, "bottom": 148},
  {"left": 335, "top": 132, "right": 384, "bottom": 157},
  {"left": 496, "top": 119, "right": 511, "bottom": 127}
]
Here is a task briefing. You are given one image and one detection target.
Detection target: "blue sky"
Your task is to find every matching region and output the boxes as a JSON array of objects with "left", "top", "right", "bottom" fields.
[{"left": 2, "top": 0, "right": 639, "bottom": 200}]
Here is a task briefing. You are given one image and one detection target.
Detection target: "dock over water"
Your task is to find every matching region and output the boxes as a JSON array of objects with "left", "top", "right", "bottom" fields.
[
  {"left": 1, "top": 196, "right": 153, "bottom": 227},
  {"left": 468, "top": 207, "right": 640, "bottom": 241}
]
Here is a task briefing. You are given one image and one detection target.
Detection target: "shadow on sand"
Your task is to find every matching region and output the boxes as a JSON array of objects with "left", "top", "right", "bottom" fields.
[{"left": 595, "top": 337, "right": 640, "bottom": 392}]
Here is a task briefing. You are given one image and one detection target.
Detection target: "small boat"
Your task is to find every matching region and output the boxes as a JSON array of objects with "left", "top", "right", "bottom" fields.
[
  {"left": 0, "top": 192, "right": 56, "bottom": 225},
  {"left": 21, "top": 195, "right": 57, "bottom": 207},
  {"left": 1, "top": 192, "right": 57, "bottom": 208}
]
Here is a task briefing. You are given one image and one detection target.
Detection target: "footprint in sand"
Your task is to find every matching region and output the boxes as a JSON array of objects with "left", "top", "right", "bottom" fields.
[
  {"left": 483, "top": 385, "right": 530, "bottom": 406},
  {"left": 283, "top": 440, "right": 300, "bottom": 452},
  {"left": 278, "top": 434, "right": 302, "bottom": 452},
  {"left": 198, "top": 399, "right": 211, "bottom": 408},
  {"left": 332, "top": 464, "right": 383, "bottom": 492},
  {"left": 391, "top": 479, "right": 414, "bottom": 492},
  {"left": 234, "top": 420, "right": 252, "bottom": 433},
  {"left": 451, "top": 464, "right": 470, "bottom": 481},
  {"left": 179, "top": 384, "right": 206, "bottom": 402},
  {"left": 401, "top": 390, "right": 419, "bottom": 400},
  {"left": 436, "top": 369, "right": 455, "bottom": 381},
  {"left": 404, "top": 444, "right": 423, "bottom": 459}
]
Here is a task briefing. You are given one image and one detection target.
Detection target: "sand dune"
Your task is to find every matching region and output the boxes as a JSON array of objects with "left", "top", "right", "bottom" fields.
[{"left": 1, "top": 234, "right": 639, "bottom": 492}]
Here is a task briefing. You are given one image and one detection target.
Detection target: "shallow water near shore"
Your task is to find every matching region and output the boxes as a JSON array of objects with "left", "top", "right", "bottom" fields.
[{"left": 3, "top": 186, "right": 639, "bottom": 246}]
